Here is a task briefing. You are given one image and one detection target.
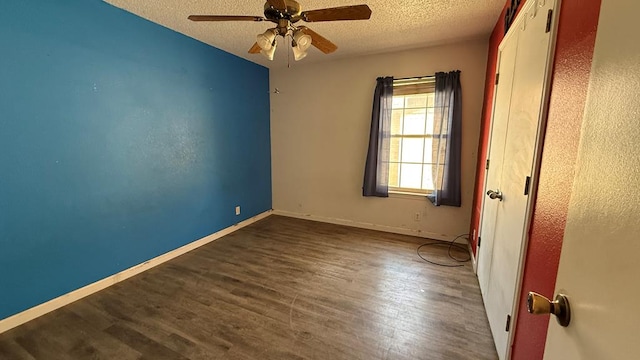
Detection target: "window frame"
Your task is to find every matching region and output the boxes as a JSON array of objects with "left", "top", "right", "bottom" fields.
[{"left": 387, "top": 77, "right": 437, "bottom": 196}]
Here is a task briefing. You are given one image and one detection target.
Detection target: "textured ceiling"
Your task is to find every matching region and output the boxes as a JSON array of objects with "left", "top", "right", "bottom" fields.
[{"left": 104, "top": 0, "right": 504, "bottom": 69}]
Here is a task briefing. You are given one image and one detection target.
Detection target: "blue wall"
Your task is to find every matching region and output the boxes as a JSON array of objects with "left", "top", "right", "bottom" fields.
[{"left": 0, "top": 1, "right": 271, "bottom": 320}]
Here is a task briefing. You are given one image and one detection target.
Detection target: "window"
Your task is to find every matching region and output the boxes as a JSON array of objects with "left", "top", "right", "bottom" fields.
[
  {"left": 364, "top": 73, "right": 461, "bottom": 205},
  {"left": 388, "top": 79, "right": 436, "bottom": 195}
]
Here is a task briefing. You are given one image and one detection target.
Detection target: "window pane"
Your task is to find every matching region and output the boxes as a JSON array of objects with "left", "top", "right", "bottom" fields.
[
  {"left": 431, "top": 165, "right": 445, "bottom": 190},
  {"left": 389, "top": 90, "right": 440, "bottom": 192},
  {"left": 435, "top": 138, "right": 448, "bottom": 163},
  {"left": 422, "top": 165, "right": 435, "bottom": 190},
  {"left": 401, "top": 138, "right": 424, "bottom": 163},
  {"left": 389, "top": 163, "right": 399, "bottom": 187},
  {"left": 424, "top": 138, "right": 446, "bottom": 166},
  {"left": 400, "top": 164, "right": 422, "bottom": 189},
  {"left": 423, "top": 138, "right": 434, "bottom": 163},
  {"left": 427, "top": 93, "right": 435, "bottom": 108},
  {"left": 392, "top": 96, "right": 404, "bottom": 109},
  {"left": 425, "top": 108, "right": 435, "bottom": 135},
  {"left": 433, "top": 108, "right": 450, "bottom": 135},
  {"left": 391, "top": 110, "right": 403, "bottom": 135},
  {"left": 390, "top": 137, "right": 401, "bottom": 162},
  {"left": 405, "top": 94, "right": 427, "bottom": 108},
  {"left": 403, "top": 108, "right": 426, "bottom": 135}
]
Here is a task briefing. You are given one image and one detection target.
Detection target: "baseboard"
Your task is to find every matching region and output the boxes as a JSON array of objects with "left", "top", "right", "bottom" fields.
[
  {"left": 0, "top": 210, "right": 272, "bottom": 335},
  {"left": 272, "top": 209, "right": 452, "bottom": 241}
]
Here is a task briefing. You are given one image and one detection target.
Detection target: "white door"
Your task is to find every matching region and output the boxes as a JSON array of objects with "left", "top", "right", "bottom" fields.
[
  {"left": 478, "top": 0, "right": 558, "bottom": 358},
  {"left": 544, "top": 0, "right": 640, "bottom": 358},
  {"left": 477, "top": 22, "right": 518, "bottom": 297},
  {"left": 477, "top": 27, "right": 518, "bottom": 296}
]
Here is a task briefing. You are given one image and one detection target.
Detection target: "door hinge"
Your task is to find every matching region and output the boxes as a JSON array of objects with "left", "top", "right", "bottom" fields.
[
  {"left": 545, "top": 9, "right": 553, "bottom": 33},
  {"left": 505, "top": 314, "right": 512, "bottom": 332},
  {"left": 495, "top": 73, "right": 500, "bottom": 85},
  {"left": 477, "top": 236, "right": 481, "bottom": 248},
  {"left": 485, "top": 159, "right": 490, "bottom": 170},
  {"left": 524, "top": 176, "right": 531, "bottom": 195}
]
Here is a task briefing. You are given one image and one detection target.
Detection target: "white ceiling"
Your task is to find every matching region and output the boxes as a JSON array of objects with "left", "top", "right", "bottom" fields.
[{"left": 104, "top": 0, "right": 504, "bottom": 69}]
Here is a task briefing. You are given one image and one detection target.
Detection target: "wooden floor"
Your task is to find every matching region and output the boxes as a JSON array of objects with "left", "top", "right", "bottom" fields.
[{"left": 0, "top": 216, "right": 498, "bottom": 359}]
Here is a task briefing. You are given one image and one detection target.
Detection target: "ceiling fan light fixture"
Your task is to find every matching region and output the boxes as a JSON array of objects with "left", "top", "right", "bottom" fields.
[
  {"left": 291, "top": 29, "right": 312, "bottom": 61},
  {"left": 293, "top": 30, "right": 312, "bottom": 51},
  {"left": 292, "top": 46, "right": 308, "bottom": 61},
  {"left": 257, "top": 29, "right": 277, "bottom": 51},
  {"left": 261, "top": 41, "right": 277, "bottom": 60}
]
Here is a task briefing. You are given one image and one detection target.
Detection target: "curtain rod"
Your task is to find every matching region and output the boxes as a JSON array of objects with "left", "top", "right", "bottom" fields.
[
  {"left": 394, "top": 75, "right": 435, "bottom": 81},
  {"left": 393, "top": 76, "right": 435, "bottom": 87}
]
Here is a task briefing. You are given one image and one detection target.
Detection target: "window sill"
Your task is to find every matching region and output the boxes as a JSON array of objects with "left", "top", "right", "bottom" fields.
[{"left": 388, "top": 191, "right": 430, "bottom": 200}]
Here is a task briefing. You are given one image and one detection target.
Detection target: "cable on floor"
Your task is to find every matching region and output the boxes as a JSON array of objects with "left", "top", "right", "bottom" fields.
[{"left": 416, "top": 234, "right": 471, "bottom": 267}]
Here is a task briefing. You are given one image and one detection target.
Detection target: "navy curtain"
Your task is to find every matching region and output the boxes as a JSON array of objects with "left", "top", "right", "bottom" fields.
[
  {"left": 427, "top": 71, "right": 462, "bottom": 207},
  {"left": 363, "top": 76, "right": 393, "bottom": 197}
]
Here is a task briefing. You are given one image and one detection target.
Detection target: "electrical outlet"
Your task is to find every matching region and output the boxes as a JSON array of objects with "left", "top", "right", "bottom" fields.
[
  {"left": 414, "top": 212, "right": 421, "bottom": 222},
  {"left": 235, "top": 206, "right": 241, "bottom": 216}
]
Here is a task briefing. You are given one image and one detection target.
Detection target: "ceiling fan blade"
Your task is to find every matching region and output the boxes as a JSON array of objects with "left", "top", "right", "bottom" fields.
[
  {"left": 266, "top": 0, "right": 287, "bottom": 11},
  {"left": 301, "top": 4, "right": 372, "bottom": 22},
  {"left": 299, "top": 27, "right": 338, "bottom": 54},
  {"left": 248, "top": 42, "right": 262, "bottom": 54},
  {"left": 188, "top": 15, "right": 265, "bottom": 22}
]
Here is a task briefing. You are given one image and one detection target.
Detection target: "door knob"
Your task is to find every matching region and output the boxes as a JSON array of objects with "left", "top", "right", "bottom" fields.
[
  {"left": 527, "top": 292, "right": 571, "bottom": 327},
  {"left": 486, "top": 189, "right": 503, "bottom": 201}
]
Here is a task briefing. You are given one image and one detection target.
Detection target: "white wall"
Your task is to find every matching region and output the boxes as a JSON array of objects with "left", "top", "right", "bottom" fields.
[{"left": 270, "top": 39, "right": 489, "bottom": 240}]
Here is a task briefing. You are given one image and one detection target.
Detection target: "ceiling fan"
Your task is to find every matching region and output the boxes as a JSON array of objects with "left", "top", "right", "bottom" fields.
[{"left": 188, "top": 0, "right": 372, "bottom": 61}]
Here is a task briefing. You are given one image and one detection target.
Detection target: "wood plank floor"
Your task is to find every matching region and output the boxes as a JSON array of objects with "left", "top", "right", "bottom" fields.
[{"left": 0, "top": 215, "right": 498, "bottom": 359}]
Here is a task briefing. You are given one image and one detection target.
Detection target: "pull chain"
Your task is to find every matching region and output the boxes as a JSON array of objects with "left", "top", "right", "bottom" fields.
[{"left": 287, "top": 34, "right": 291, "bottom": 68}]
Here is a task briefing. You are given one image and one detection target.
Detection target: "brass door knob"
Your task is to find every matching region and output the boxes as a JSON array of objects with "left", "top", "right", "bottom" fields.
[{"left": 527, "top": 292, "right": 571, "bottom": 327}]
